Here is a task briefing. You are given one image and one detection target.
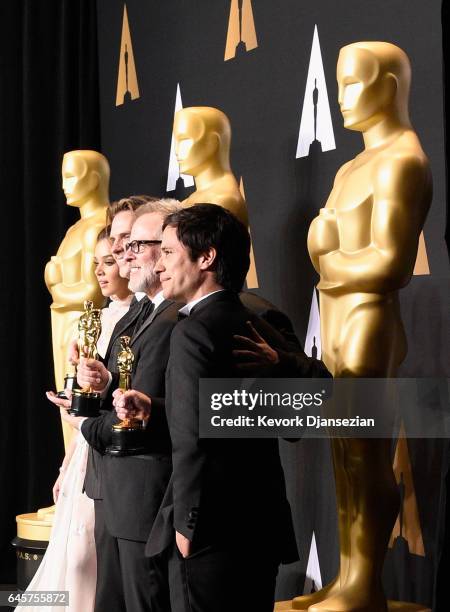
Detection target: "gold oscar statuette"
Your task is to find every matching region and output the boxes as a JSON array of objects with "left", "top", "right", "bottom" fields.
[
  {"left": 288, "top": 42, "right": 432, "bottom": 612},
  {"left": 45, "top": 148, "right": 109, "bottom": 447},
  {"left": 174, "top": 106, "right": 248, "bottom": 227},
  {"left": 70, "top": 300, "right": 102, "bottom": 417},
  {"left": 19, "top": 151, "right": 109, "bottom": 544},
  {"left": 106, "top": 336, "right": 146, "bottom": 456},
  {"left": 174, "top": 106, "right": 260, "bottom": 287}
]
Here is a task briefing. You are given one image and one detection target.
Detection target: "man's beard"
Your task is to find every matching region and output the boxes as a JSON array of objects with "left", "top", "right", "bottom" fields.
[{"left": 128, "top": 260, "right": 160, "bottom": 294}]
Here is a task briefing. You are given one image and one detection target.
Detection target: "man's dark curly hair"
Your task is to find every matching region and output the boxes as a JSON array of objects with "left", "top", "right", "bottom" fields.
[{"left": 163, "top": 204, "right": 250, "bottom": 292}]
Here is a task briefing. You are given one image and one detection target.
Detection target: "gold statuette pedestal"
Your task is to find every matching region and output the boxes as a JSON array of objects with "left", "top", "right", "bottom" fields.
[{"left": 12, "top": 508, "right": 55, "bottom": 590}]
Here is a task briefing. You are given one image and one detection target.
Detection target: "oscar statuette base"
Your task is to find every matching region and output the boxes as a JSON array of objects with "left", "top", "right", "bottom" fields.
[
  {"left": 69, "top": 389, "right": 100, "bottom": 417},
  {"left": 105, "top": 425, "right": 146, "bottom": 457}
]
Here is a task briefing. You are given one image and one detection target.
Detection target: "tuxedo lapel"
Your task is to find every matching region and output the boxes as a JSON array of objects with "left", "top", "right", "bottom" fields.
[{"left": 130, "top": 300, "right": 174, "bottom": 346}]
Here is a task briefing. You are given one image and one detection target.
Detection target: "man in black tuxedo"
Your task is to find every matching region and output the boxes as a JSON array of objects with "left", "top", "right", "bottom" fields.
[
  {"left": 81, "top": 195, "right": 158, "bottom": 502},
  {"left": 117, "top": 204, "right": 298, "bottom": 612},
  {"left": 60, "top": 199, "right": 181, "bottom": 612},
  {"left": 48, "top": 196, "right": 158, "bottom": 498}
]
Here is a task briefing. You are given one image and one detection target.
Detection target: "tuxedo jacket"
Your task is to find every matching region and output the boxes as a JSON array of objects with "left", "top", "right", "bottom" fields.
[
  {"left": 83, "top": 296, "right": 146, "bottom": 501},
  {"left": 146, "top": 290, "right": 298, "bottom": 562},
  {"left": 81, "top": 299, "right": 179, "bottom": 542}
]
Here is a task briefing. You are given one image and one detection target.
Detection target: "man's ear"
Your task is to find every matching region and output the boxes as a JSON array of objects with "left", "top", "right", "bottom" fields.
[{"left": 199, "top": 247, "right": 217, "bottom": 270}]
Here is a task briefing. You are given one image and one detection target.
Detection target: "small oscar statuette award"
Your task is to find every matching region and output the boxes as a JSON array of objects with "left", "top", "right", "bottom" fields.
[
  {"left": 69, "top": 300, "right": 102, "bottom": 417},
  {"left": 106, "top": 336, "right": 145, "bottom": 456}
]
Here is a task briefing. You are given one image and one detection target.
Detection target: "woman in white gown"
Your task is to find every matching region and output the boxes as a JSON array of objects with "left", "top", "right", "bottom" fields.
[{"left": 22, "top": 229, "right": 132, "bottom": 612}]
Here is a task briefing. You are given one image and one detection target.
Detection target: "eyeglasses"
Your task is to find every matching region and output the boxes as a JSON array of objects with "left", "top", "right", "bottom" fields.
[{"left": 125, "top": 239, "right": 162, "bottom": 254}]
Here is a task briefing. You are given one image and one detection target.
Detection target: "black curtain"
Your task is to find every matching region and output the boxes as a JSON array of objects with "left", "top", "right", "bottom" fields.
[
  {"left": 435, "top": 4, "right": 450, "bottom": 611},
  {"left": 444, "top": 1, "right": 450, "bottom": 260},
  {"left": 0, "top": 0, "right": 101, "bottom": 583}
]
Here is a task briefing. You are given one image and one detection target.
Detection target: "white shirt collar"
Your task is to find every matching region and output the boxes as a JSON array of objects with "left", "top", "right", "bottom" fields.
[
  {"left": 150, "top": 290, "right": 165, "bottom": 310},
  {"left": 178, "top": 289, "right": 225, "bottom": 317},
  {"left": 134, "top": 292, "right": 147, "bottom": 302}
]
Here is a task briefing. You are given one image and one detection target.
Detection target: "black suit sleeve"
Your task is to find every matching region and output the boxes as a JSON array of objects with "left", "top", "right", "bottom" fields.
[
  {"left": 146, "top": 396, "right": 168, "bottom": 437},
  {"left": 168, "top": 320, "right": 215, "bottom": 540},
  {"left": 130, "top": 318, "right": 175, "bottom": 447},
  {"left": 81, "top": 410, "right": 120, "bottom": 452}
]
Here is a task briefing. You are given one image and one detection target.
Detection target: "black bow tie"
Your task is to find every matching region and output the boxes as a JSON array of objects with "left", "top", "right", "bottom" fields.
[
  {"left": 133, "top": 297, "right": 155, "bottom": 335},
  {"left": 177, "top": 310, "right": 188, "bottom": 321}
]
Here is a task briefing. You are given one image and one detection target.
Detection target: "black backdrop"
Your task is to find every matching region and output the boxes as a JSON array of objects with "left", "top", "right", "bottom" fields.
[
  {"left": 96, "top": 0, "right": 450, "bottom": 606},
  {"left": 0, "top": 0, "right": 449, "bottom": 608},
  {"left": 0, "top": 0, "right": 101, "bottom": 585}
]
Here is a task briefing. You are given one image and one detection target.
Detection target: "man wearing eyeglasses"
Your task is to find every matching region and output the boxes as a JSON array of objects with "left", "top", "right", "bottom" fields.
[
  {"left": 60, "top": 199, "right": 182, "bottom": 612},
  {"left": 65, "top": 195, "right": 158, "bottom": 370},
  {"left": 75, "top": 199, "right": 179, "bottom": 395}
]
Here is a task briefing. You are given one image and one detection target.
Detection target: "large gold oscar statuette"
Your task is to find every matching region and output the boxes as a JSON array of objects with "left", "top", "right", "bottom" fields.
[
  {"left": 70, "top": 301, "right": 102, "bottom": 417},
  {"left": 16, "top": 151, "right": 109, "bottom": 546},
  {"left": 45, "top": 149, "right": 109, "bottom": 448},
  {"left": 173, "top": 106, "right": 248, "bottom": 227},
  {"left": 106, "top": 336, "right": 145, "bottom": 456},
  {"left": 174, "top": 106, "right": 259, "bottom": 287},
  {"left": 286, "top": 42, "right": 432, "bottom": 612}
]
